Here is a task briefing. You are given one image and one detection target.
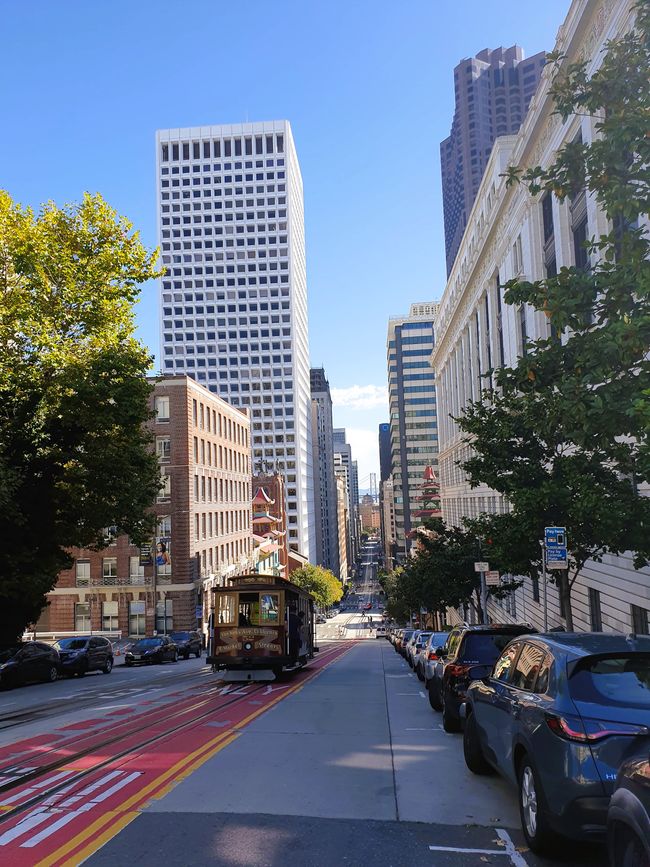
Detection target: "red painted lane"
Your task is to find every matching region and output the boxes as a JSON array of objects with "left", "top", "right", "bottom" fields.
[{"left": 0, "top": 641, "right": 354, "bottom": 867}]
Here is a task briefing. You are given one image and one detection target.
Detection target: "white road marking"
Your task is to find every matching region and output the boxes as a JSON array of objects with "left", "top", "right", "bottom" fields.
[
  {"left": 496, "top": 828, "right": 529, "bottom": 867},
  {"left": 419, "top": 691, "right": 426, "bottom": 698},
  {"left": 396, "top": 693, "right": 422, "bottom": 696},
  {"left": 429, "top": 844, "right": 509, "bottom": 855}
]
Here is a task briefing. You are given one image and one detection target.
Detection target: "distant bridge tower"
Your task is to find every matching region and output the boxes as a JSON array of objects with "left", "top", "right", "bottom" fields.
[{"left": 369, "top": 472, "right": 378, "bottom": 502}]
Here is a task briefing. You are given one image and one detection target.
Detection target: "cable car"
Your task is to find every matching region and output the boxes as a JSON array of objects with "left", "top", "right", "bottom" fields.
[{"left": 206, "top": 574, "right": 317, "bottom": 682}]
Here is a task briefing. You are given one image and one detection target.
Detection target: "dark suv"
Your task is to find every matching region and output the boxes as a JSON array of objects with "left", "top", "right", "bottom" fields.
[
  {"left": 170, "top": 631, "right": 202, "bottom": 659},
  {"left": 428, "top": 623, "right": 535, "bottom": 732},
  {"left": 54, "top": 636, "right": 114, "bottom": 676}
]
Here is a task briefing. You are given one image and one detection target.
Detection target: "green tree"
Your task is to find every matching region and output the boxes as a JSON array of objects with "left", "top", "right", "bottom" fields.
[
  {"left": 289, "top": 564, "right": 344, "bottom": 609},
  {"left": 0, "top": 191, "right": 162, "bottom": 644},
  {"left": 458, "top": 5, "right": 650, "bottom": 629}
]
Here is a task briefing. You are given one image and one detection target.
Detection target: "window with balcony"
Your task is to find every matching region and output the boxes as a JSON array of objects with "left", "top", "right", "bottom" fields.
[{"left": 102, "top": 557, "right": 118, "bottom": 581}]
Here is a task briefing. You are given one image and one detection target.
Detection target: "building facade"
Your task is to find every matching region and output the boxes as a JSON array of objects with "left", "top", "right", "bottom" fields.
[
  {"left": 333, "top": 429, "right": 359, "bottom": 566},
  {"left": 381, "top": 476, "right": 397, "bottom": 570},
  {"left": 387, "top": 303, "right": 440, "bottom": 561},
  {"left": 378, "top": 422, "right": 392, "bottom": 482},
  {"left": 432, "top": 0, "right": 649, "bottom": 635},
  {"left": 156, "top": 121, "right": 315, "bottom": 561},
  {"left": 251, "top": 474, "right": 288, "bottom": 578},
  {"left": 41, "top": 377, "right": 253, "bottom": 638},
  {"left": 359, "top": 495, "right": 381, "bottom": 531},
  {"left": 441, "top": 46, "right": 546, "bottom": 275},
  {"left": 310, "top": 368, "right": 340, "bottom": 577},
  {"left": 335, "top": 472, "right": 349, "bottom": 582}
]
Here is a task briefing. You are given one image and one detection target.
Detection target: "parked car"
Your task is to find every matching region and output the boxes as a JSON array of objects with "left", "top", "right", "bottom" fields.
[
  {"left": 170, "top": 631, "right": 202, "bottom": 659},
  {"left": 419, "top": 631, "right": 450, "bottom": 683},
  {"left": 375, "top": 625, "right": 387, "bottom": 639},
  {"left": 428, "top": 623, "right": 534, "bottom": 732},
  {"left": 54, "top": 636, "right": 114, "bottom": 676},
  {"left": 0, "top": 642, "right": 60, "bottom": 688},
  {"left": 608, "top": 753, "right": 650, "bottom": 867},
  {"left": 462, "top": 633, "right": 650, "bottom": 856},
  {"left": 403, "top": 630, "right": 422, "bottom": 665},
  {"left": 124, "top": 636, "right": 178, "bottom": 666},
  {"left": 410, "top": 632, "right": 433, "bottom": 671},
  {"left": 316, "top": 613, "right": 326, "bottom": 624},
  {"left": 397, "top": 629, "right": 415, "bottom": 656}
]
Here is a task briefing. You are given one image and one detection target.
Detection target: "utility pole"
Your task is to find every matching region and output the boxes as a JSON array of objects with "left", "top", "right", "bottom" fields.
[{"left": 152, "top": 538, "right": 158, "bottom": 636}]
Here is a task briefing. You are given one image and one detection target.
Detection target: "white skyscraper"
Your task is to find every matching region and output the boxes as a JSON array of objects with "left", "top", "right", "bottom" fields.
[{"left": 156, "top": 121, "right": 315, "bottom": 560}]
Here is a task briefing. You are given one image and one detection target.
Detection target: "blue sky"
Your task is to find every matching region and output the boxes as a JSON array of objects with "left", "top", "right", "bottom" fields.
[{"left": 3, "top": 0, "right": 570, "bottom": 485}]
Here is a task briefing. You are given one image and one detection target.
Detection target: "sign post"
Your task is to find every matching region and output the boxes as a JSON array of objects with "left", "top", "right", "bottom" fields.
[
  {"left": 544, "top": 527, "right": 568, "bottom": 631},
  {"left": 474, "top": 562, "right": 489, "bottom": 624}
]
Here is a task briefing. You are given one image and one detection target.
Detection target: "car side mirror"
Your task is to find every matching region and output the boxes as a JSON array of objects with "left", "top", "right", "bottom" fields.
[
  {"left": 468, "top": 664, "right": 493, "bottom": 684},
  {"left": 435, "top": 646, "right": 446, "bottom": 657}
]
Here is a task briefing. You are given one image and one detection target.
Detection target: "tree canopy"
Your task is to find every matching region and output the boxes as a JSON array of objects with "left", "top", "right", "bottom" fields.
[
  {"left": 457, "top": 5, "right": 650, "bottom": 628},
  {"left": 0, "top": 191, "right": 162, "bottom": 643},
  {"left": 289, "top": 564, "right": 344, "bottom": 610}
]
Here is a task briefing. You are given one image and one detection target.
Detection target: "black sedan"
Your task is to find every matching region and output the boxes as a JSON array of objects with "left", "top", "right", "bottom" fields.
[
  {"left": 170, "top": 631, "right": 202, "bottom": 659},
  {"left": 124, "top": 636, "right": 178, "bottom": 666},
  {"left": 462, "top": 633, "right": 650, "bottom": 856},
  {"left": 0, "top": 642, "right": 60, "bottom": 688},
  {"left": 54, "top": 635, "right": 114, "bottom": 676}
]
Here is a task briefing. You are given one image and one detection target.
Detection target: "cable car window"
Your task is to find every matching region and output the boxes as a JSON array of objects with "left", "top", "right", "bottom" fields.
[
  {"left": 218, "top": 593, "right": 236, "bottom": 625},
  {"left": 238, "top": 592, "right": 259, "bottom": 626},
  {"left": 260, "top": 594, "right": 280, "bottom": 623}
]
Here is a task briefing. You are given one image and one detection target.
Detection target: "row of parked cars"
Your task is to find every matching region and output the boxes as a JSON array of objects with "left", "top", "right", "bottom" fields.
[
  {"left": 389, "top": 623, "right": 650, "bottom": 865},
  {"left": 0, "top": 631, "right": 204, "bottom": 690}
]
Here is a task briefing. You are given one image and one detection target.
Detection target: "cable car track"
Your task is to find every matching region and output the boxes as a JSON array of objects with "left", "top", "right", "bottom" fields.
[{"left": 0, "top": 641, "right": 348, "bottom": 826}]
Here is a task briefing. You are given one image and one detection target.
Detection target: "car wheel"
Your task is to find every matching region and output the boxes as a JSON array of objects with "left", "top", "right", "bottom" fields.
[
  {"left": 517, "top": 755, "right": 557, "bottom": 854},
  {"left": 172, "top": 651, "right": 178, "bottom": 662},
  {"left": 442, "top": 692, "right": 460, "bottom": 733},
  {"left": 183, "top": 652, "right": 190, "bottom": 660},
  {"left": 195, "top": 649, "right": 201, "bottom": 658},
  {"left": 428, "top": 679, "right": 443, "bottom": 711},
  {"left": 463, "top": 712, "right": 493, "bottom": 774},
  {"left": 77, "top": 662, "right": 87, "bottom": 677},
  {"left": 614, "top": 824, "right": 648, "bottom": 867},
  {"left": 102, "top": 658, "right": 113, "bottom": 674},
  {"left": 43, "top": 665, "right": 58, "bottom": 684},
  {"left": 416, "top": 665, "right": 424, "bottom": 682}
]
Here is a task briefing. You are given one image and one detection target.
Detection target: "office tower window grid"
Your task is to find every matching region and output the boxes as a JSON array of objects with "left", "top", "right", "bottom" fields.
[{"left": 156, "top": 122, "right": 314, "bottom": 559}]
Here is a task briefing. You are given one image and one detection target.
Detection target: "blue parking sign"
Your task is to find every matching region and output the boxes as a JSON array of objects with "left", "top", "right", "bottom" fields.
[{"left": 545, "top": 526, "right": 567, "bottom": 569}]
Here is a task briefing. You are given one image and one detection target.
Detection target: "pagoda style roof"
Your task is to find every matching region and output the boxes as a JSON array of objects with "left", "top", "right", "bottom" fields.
[
  {"left": 252, "top": 487, "right": 275, "bottom": 506},
  {"left": 252, "top": 513, "right": 279, "bottom": 523}
]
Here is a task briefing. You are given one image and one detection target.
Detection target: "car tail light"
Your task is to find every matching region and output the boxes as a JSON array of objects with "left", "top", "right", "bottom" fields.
[
  {"left": 545, "top": 712, "right": 649, "bottom": 743},
  {"left": 446, "top": 663, "right": 472, "bottom": 679},
  {"left": 428, "top": 651, "right": 439, "bottom": 660}
]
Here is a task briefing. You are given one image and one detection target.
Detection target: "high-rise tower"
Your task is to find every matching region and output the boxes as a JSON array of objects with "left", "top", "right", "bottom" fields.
[
  {"left": 156, "top": 121, "right": 315, "bottom": 560},
  {"left": 387, "top": 302, "right": 439, "bottom": 561},
  {"left": 310, "top": 367, "right": 340, "bottom": 577},
  {"left": 441, "top": 46, "right": 546, "bottom": 275}
]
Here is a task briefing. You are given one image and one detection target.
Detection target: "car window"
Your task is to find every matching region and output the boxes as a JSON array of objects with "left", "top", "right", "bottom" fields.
[
  {"left": 535, "top": 654, "right": 553, "bottom": 694},
  {"left": 493, "top": 642, "right": 521, "bottom": 682},
  {"left": 569, "top": 654, "right": 650, "bottom": 709},
  {"left": 445, "top": 631, "right": 462, "bottom": 657},
  {"left": 460, "top": 633, "right": 522, "bottom": 664},
  {"left": 510, "top": 643, "right": 546, "bottom": 691},
  {"left": 21, "top": 644, "right": 38, "bottom": 658},
  {"left": 55, "top": 638, "right": 89, "bottom": 650}
]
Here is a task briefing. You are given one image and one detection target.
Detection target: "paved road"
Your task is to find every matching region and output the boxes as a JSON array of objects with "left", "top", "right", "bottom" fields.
[{"left": 84, "top": 640, "right": 606, "bottom": 867}]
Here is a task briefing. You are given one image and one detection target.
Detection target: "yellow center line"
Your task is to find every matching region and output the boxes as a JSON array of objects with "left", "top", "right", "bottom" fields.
[{"left": 35, "top": 642, "right": 356, "bottom": 867}]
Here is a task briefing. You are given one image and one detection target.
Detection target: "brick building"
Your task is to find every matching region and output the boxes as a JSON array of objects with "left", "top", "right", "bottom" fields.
[{"left": 39, "top": 376, "right": 252, "bottom": 638}]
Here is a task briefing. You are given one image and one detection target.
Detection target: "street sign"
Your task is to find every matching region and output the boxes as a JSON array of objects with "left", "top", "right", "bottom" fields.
[
  {"left": 474, "top": 562, "right": 489, "bottom": 572},
  {"left": 195, "top": 606, "right": 202, "bottom": 620},
  {"left": 545, "top": 526, "right": 568, "bottom": 570},
  {"left": 485, "top": 570, "right": 500, "bottom": 586}
]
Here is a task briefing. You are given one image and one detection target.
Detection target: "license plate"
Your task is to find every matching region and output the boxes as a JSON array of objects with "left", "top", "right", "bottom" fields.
[{"left": 133, "top": 655, "right": 142, "bottom": 660}]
